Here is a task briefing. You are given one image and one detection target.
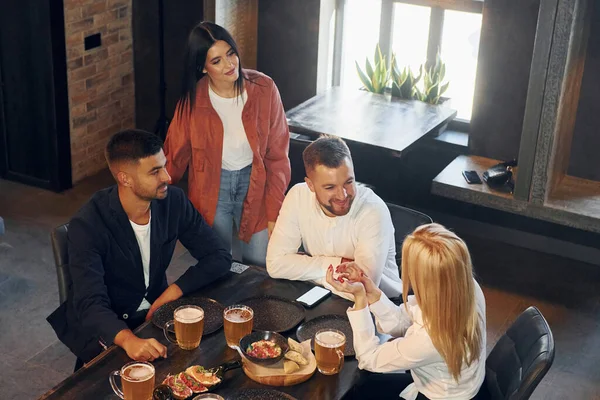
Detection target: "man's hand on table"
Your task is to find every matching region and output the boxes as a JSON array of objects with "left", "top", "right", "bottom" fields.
[
  {"left": 114, "top": 329, "right": 167, "bottom": 362},
  {"left": 145, "top": 283, "right": 183, "bottom": 322}
]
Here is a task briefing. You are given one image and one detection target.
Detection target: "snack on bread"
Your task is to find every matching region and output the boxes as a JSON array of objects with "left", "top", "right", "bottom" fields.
[
  {"left": 284, "top": 360, "right": 300, "bottom": 374},
  {"left": 284, "top": 350, "right": 308, "bottom": 365},
  {"left": 178, "top": 372, "right": 208, "bottom": 394},
  {"left": 287, "top": 337, "right": 304, "bottom": 354},
  {"left": 185, "top": 365, "right": 221, "bottom": 386},
  {"left": 162, "top": 374, "right": 193, "bottom": 399}
]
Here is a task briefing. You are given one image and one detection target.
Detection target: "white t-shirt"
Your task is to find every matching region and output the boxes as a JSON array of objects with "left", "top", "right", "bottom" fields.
[
  {"left": 130, "top": 213, "right": 151, "bottom": 312},
  {"left": 266, "top": 183, "right": 402, "bottom": 299},
  {"left": 208, "top": 85, "right": 253, "bottom": 171},
  {"left": 347, "top": 280, "right": 487, "bottom": 400}
]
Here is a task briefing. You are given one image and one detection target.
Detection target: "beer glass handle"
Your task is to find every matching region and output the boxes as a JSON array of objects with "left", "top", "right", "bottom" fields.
[
  {"left": 336, "top": 349, "right": 344, "bottom": 372},
  {"left": 163, "top": 320, "right": 178, "bottom": 344},
  {"left": 109, "top": 370, "right": 125, "bottom": 399}
]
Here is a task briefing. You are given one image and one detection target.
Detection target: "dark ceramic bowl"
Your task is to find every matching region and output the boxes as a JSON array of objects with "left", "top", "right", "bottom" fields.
[{"left": 239, "top": 330, "right": 289, "bottom": 366}]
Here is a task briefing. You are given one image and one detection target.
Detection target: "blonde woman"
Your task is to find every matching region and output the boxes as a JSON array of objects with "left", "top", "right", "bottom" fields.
[{"left": 327, "top": 223, "right": 486, "bottom": 400}]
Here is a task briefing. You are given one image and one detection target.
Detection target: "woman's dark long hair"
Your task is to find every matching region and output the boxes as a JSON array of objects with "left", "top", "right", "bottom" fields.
[{"left": 178, "top": 21, "right": 244, "bottom": 116}]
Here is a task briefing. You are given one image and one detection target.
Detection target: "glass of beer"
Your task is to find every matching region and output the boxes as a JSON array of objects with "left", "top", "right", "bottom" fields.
[
  {"left": 109, "top": 361, "right": 155, "bottom": 400},
  {"left": 314, "top": 329, "right": 346, "bottom": 375},
  {"left": 223, "top": 305, "right": 254, "bottom": 349},
  {"left": 163, "top": 305, "right": 204, "bottom": 350}
]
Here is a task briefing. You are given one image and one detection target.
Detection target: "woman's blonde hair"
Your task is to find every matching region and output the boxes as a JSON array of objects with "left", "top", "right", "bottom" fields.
[{"left": 401, "top": 223, "right": 482, "bottom": 381}]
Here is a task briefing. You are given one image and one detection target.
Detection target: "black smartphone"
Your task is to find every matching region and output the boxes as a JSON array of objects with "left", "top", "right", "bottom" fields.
[
  {"left": 462, "top": 170, "right": 482, "bottom": 184},
  {"left": 296, "top": 286, "right": 331, "bottom": 308}
]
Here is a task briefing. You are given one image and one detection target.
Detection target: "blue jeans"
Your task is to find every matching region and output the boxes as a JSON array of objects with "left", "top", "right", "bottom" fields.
[{"left": 212, "top": 165, "right": 269, "bottom": 267}]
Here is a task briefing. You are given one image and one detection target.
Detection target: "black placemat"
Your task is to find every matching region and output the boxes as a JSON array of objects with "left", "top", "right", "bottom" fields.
[
  {"left": 152, "top": 296, "right": 225, "bottom": 335},
  {"left": 295, "top": 314, "right": 355, "bottom": 357},
  {"left": 238, "top": 295, "right": 305, "bottom": 333},
  {"left": 227, "top": 388, "right": 297, "bottom": 400}
]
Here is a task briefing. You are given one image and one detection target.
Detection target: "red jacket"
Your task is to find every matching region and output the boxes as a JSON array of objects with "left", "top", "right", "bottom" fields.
[{"left": 164, "top": 69, "right": 291, "bottom": 242}]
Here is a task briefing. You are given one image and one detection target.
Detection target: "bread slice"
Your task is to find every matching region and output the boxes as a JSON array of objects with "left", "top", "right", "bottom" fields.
[
  {"left": 284, "top": 360, "right": 300, "bottom": 374},
  {"left": 287, "top": 337, "right": 304, "bottom": 354},
  {"left": 284, "top": 350, "right": 308, "bottom": 366}
]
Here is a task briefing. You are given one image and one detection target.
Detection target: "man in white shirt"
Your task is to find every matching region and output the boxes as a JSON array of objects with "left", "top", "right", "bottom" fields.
[{"left": 266, "top": 136, "right": 402, "bottom": 299}]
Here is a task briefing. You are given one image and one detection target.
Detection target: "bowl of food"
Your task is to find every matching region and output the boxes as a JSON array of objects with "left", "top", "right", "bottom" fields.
[{"left": 239, "top": 331, "right": 289, "bottom": 365}]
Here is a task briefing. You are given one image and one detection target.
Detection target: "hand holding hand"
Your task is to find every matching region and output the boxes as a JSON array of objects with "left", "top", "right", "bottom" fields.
[{"left": 336, "top": 262, "right": 381, "bottom": 305}]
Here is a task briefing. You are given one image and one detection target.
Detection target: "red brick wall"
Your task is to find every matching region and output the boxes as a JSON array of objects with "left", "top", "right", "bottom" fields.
[{"left": 64, "top": 0, "right": 135, "bottom": 183}]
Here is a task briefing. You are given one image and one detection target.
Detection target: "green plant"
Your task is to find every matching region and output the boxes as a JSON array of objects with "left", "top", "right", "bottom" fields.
[
  {"left": 417, "top": 51, "right": 449, "bottom": 104},
  {"left": 390, "top": 54, "right": 422, "bottom": 100},
  {"left": 355, "top": 44, "right": 390, "bottom": 94}
]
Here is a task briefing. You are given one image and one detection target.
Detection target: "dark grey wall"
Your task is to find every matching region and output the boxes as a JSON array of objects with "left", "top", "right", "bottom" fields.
[
  {"left": 132, "top": 0, "right": 203, "bottom": 132},
  {"left": 568, "top": 2, "right": 600, "bottom": 181},
  {"left": 469, "top": 0, "right": 541, "bottom": 161},
  {"left": 257, "top": 0, "right": 320, "bottom": 110}
]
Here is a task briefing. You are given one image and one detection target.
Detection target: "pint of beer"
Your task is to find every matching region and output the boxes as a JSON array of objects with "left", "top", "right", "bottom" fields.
[
  {"left": 109, "top": 361, "right": 155, "bottom": 400},
  {"left": 223, "top": 305, "right": 254, "bottom": 349},
  {"left": 314, "top": 329, "right": 346, "bottom": 375},
  {"left": 163, "top": 305, "right": 204, "bottom": 350}
]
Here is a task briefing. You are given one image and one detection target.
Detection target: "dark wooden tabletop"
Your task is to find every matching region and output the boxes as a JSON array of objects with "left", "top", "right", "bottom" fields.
[
  {"left": 39, "top": 267, "right": 370, "bottom": 400},
  {"left": 286, "top": 87, "right": 457, "bottom": 155}
]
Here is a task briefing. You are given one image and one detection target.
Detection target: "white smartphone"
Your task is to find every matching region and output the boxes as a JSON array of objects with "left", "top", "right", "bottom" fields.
[{"left": 296, "top": 286, "right": 331, "bottom": 308}]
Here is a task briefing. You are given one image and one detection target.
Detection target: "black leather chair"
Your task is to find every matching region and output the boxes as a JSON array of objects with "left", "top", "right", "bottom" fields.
[
  {"left": 386, "top": 202, "right": 433, "bottom": 265},
  {"left": 289, "top": 135, "right": 313, "bottom": 189},
  {"left": 478, "top": 306, "right": 555, "bottom": 400},
  {"left": 50, "top": 224, "right": 71, "bottom": 305}
]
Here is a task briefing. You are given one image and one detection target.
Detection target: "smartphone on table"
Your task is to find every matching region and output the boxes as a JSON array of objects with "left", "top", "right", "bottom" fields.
[{"left": 296, "top": 286, "right": 331, "bottom": 308}]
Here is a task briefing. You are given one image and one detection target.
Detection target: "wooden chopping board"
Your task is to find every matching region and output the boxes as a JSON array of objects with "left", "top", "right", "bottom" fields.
[{"left": 241, "top": 340, "right": 317, "bottom": 386}]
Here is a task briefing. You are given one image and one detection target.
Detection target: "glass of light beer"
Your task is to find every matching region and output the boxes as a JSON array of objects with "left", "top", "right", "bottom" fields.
[
  {"left": 223, "top": 305, "right": 254, "bottom": 349},
  {"left": 314, "top": 329, "right": 346, "bottom": 375},
  {"left": 109, "top": 361, "right": 155, "bottom": 400},
  {"left": 163, "top": 305, "right": 205, "bottom": 350}
]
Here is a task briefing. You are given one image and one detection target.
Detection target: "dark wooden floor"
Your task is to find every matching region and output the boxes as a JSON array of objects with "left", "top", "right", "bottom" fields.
[{"left": 0, "top": 169, "right": 599, "bottom": 399}]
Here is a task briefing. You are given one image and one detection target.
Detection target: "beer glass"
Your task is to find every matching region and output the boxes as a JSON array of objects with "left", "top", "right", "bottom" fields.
[
  {"left": 163, "top": 305, "right": 204, "bottom": 350},
  {"left": 223, "top": 305, "right": 254, "bottom": 349},
  {"left": 314, "top": 329, "right": 345, "bottom": 375},
  {"left": 109, "top": 361, "right": 155, "bottom": 400}
]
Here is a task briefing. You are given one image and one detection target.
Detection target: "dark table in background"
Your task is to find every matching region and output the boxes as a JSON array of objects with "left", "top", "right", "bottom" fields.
[
  {"left": 39, "top": 266, "right": 369, "bottom": 400},
  {"left": 286, "top": 87, "right": 457, "bottom": 157}
]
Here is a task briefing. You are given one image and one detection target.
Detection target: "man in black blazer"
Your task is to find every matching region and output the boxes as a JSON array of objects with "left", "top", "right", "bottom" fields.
[{"left": 47, "top": 129, "right": 232, "bottom": 367}]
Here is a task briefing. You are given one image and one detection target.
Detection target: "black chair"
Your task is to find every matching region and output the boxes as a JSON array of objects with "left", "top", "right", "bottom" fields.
[
  {"left": 478, "top": 306, "right": 555, "bottom": 400},
  {"left": 385, "top": 202, "right": 433, "bottom": 266},
  {"left": 50, "top": 224, "right": 72, "bottom": 305},
  {"left": 289, "top": 135, "right": 313, "bottom": 189}
]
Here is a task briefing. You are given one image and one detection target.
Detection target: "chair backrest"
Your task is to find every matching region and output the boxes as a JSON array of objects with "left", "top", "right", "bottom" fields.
[
  {"left": 385, "top": 202, "right": 433, "bottom": 264},
  {"left": 289, "top": 135, "right": 313, "bottom": 189},
  {"left": 51, "top": 224, "right": 71, "bottom": 304},
  {"left": 482, "top": 306, "right": 555, "bottom": 400}
]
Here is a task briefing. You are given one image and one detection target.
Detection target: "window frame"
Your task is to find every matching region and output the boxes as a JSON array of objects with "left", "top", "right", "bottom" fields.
[{"left": 332, "top": 0, "right": 484, "bottom": 131}]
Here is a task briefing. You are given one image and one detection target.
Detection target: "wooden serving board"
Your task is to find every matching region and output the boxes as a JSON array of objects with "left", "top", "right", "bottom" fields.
[{"left": 241, "top": 340, "right": 317, "bottom": 387}]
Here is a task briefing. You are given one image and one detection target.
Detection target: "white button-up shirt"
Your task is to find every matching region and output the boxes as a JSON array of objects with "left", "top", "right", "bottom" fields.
[
  {"left": 266, "top": 183, "right": 402, "bottom": 299},
  {"left": 347, "top": 280, "right": 486, "bottom": 400}
]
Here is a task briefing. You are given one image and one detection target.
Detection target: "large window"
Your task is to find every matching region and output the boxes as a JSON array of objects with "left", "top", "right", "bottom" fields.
[{"left": 335, "top": 0, "right": 483, "bottom": 123}]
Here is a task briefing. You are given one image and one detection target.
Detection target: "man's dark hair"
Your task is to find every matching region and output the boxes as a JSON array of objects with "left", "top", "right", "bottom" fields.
[
  {"left": 105, "top": 129, "right": 163, "bottom": 166},
  {"left": 302, "top": 135, "right": 352, "bottom": 174}
]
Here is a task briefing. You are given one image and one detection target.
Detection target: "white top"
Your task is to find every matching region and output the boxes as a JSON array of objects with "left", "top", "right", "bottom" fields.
[
  {"left": 208, "top": 85, "right": 253, "bottom": 171},
  {"left": 266, "top": 183, "right": 402, "bottom": 299},
  {"left": 130, "top": 213, "right": 151, "bottom": 312},
  {"left": 347, "top": 280, "right": 486, "bottom": 400}
]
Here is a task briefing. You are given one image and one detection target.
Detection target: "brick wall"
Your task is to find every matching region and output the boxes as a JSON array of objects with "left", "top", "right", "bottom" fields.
[{"left": 64, "top": 0, "right": 135, "bottom": 183}]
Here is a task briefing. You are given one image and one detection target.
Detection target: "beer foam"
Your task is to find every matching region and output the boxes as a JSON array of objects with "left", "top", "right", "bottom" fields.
[
  {"left": 124, "top": 364, "right": 153, "bottom": 381},
  {"left": 316, "top": 331, "right": 345, "bottom": 347},
  {"left": 224, "top": 308, "right": 252, "bottom": 323},
  {"left": 175, "top": 307, "right": 204, "bottom": 322}
]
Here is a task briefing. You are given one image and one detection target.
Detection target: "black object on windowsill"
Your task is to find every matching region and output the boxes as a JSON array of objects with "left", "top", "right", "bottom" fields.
[{"left": 482, "top": 159, "right": 517, "bottom": 194}]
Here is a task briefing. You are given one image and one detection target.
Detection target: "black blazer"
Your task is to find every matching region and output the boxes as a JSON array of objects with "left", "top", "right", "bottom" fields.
[{"left": 47, "top": 185, "right": 231, "bottom": 361}]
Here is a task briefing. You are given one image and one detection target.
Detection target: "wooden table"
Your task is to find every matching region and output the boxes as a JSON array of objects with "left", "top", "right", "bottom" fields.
[
  {"left": 39, "top": 267, "right": 369, "bottom": 400},
  {"left": 286, "top": 87, "right": 457, "bottom": 156}
]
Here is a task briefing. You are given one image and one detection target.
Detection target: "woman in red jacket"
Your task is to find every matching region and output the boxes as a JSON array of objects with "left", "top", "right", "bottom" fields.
[{"left": 164, "top": 22, "right": 290, "bottom": 267}]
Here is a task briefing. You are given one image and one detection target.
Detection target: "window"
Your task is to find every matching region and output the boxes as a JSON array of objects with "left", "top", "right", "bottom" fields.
[{"left": 334, "top": 0, "right": 483, "bottom": 124}]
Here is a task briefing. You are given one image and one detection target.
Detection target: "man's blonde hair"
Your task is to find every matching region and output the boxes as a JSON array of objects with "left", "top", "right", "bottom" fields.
[{"left": 401, "top": 223, "right": 482, "bottom": 381}]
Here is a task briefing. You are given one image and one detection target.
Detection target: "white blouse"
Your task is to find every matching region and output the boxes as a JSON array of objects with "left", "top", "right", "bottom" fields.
[{"left": 347, "top": 280, "right": 486, "bottom": 400}]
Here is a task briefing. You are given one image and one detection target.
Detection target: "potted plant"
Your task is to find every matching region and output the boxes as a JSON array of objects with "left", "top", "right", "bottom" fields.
[
  {"left": 416, "top": 52, "right": 450, "bottom": 105},
  {"left": 355, "top": 44, "right": 390, "bottom": 94},
  {"left": 390, "top": 54, "right": 422, "bottom": 100}
]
